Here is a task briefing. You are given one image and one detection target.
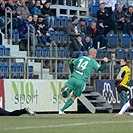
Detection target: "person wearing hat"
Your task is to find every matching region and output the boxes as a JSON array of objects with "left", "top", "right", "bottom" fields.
[{"left": 116, "top": 98, "right": 133, "bottom": 116}]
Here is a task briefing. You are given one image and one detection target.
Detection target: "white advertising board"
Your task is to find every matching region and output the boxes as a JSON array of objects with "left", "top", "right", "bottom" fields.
[{"left": 4, "top": 79, "right": 77, "bottom": 112}]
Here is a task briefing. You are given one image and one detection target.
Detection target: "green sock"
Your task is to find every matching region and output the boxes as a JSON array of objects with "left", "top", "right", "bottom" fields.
[{"left": 61, "top": 98, "right": 74, "bottom": 112}]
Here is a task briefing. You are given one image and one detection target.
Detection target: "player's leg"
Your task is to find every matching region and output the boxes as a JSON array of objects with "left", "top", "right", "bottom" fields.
[
  {"left": 10, "top": 107, "right": 35, "bottom": 116},
  {"left": 0, "top": 107, "right": 10, "bottom": 116},
  {"left": 59, "top": 78, "right": 84, "bottom": 114}
]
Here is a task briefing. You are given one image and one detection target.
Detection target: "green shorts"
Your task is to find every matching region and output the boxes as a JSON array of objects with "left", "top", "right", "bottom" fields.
[{"left": 66, "top": 77, "right": 86, "bottom": 97}]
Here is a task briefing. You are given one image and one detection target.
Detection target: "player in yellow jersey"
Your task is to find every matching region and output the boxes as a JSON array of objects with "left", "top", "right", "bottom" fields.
[{"left": 115, "top": 58, "right": 131, "bottom": 109}]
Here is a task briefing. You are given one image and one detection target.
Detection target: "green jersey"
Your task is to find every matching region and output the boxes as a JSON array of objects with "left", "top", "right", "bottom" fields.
[{"left": 71, "top": 56, "right": 100, "bottom": 82}]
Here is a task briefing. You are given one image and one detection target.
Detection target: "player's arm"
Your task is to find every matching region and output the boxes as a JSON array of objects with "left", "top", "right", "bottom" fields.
[
  {"left": 69, "top": 61, "right": 74, "bottom": 73},
  {"left": 98, "top": 57, "right": 108, "bottom": 72}
]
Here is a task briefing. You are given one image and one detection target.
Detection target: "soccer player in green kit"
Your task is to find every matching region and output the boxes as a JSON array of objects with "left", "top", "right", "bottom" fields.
[{"left": 59, "top": 48, "right": 108, "bottom": 114}]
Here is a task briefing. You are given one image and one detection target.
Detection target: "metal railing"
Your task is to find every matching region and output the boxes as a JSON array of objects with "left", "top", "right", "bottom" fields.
[{"left": 5, "top": 7, "right": 12, "bottom": 40}]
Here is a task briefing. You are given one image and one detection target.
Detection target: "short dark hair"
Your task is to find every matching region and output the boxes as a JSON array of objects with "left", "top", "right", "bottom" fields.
[
  {"left": 121, "top": 58, "right": 127, "bottom": 62},
  {"left": 72, "top": 16, "right": 78, "bottom": 22},
  {"left": 85, "top": 35, "right": 90, "bottom": 38},
  {"left": 76, "top": 34, "right": 81, "bottom": 38}
]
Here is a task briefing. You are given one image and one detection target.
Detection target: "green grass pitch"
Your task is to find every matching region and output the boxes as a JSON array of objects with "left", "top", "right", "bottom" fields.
[{"left": 0, "top": 113, "right": 133, "bottom": 133}]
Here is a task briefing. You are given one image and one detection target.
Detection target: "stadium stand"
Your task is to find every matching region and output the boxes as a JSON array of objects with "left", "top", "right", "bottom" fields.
[
  {"left": 115, "top": 49, "right": 127, "bottom": 59},
  {"left": 106, "top": 34, "right": 118, "bottom": 48},
  {"left": 118, "top": 34, "right": 131, "bottom": 48}
]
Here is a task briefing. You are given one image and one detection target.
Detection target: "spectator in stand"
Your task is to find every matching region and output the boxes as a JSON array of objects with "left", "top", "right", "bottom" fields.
[
  {"left": 66, "top": 16, "right": 81, "bottom": 41},
  {"left": 125, "top": 6, "right": 133, "bottom": 35},
  {"left": 79, "top": 18, "right": 87, "bottom": 38},
  {"left": 41, "top": 1, "right": 54, "bottom": 31},
  {"left": 25, "top": 0, "right": 34, "bottom": 11},
  {"left": 37, "top": 14, "right": 52, "bottom": 44},
  {"left": 86, "top": 21, "right": 106, "bottom": 49},
  {"left": 82, "top": 35, "right": 93, "bottom": 51},
  {"left": 0, "top": 2, "right": 10, "bottom": 30},
  {"left": 69, "top": 35, "right": 88, "bottom": 58},
  {"left": 19, "top": 15, "right": 33, "bottom": 39},
  {"left": 112, "top": 5, "right": 126, "bottom": 34},
  {"left": 30, "top": 0, "right": 41, "bottom": 15},
  {"left": 97, "top": 3, "right": 113, "bottom": 35},
  {"left": 16, "top": 0, "right": 30, "bottom": 19},
  {"left": 32, "top": 14, "right": 51, "bottom": 46},
  {"left": 5, "top": 0, "right": 22, "bottom": 29}
]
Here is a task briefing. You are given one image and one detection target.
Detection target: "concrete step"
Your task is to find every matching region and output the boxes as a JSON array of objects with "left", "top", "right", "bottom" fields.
[{"left": 43, "top": 68, "right": 50, "bottom": 74}]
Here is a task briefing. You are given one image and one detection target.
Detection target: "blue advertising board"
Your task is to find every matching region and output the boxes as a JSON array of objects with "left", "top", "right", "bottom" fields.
[{"left": 95, "top": 80, "right": 133, "bottom": 109}]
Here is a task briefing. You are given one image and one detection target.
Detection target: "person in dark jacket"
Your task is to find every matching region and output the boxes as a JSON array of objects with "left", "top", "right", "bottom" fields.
[
  {"left": 41, "top": 1, "right": 54, "bottom": 31},
  {"left": 112, "top": 5, "right": 127, "bottom": 34},
  {"left": 86, "top": 20, "right": 106, "bottom": 49},
  {"left": 97, "top": 3, "right": 113, "bottom": 35},
  {"left": 69, "top": 35, "right": 88, "bottom": 58},
  {"left": 82, "top": 35, "right": 93, "bottom": 51}
]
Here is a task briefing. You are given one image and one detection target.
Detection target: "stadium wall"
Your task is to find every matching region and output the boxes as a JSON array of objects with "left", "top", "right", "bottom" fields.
[{"left": 0, "top": 79, "right": 77, "bottom": 112}]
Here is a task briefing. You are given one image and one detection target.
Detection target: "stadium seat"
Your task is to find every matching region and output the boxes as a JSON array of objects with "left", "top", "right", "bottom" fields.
[
  {"left": 35, "top": 46, "right": 42, "bottom": 57},
  {"left": 89, "top": 3, "right": 100, "bottom": 17},
  {"left": 85, "top": 18, "right": 96, "bottom": 26},
  {"left": 53, "top": 31, "right": 60, "bottom": 44},
  {"left": 113, "top": 65, "right": 120, "bottom": 78},
  {"left": 4, "top": 47, "right": 10, "bottom": 56},
  {"left": 52, "top": 47, "right": 56, "bottom": 57},
  {"left": 28, "top": 66, "right": 33, "bottom": 79},
  {"left": 64, "top": 47, "right": 69, "bottom": 58},
  {"left": 16, "top": 63, "right": 21, "bottom": 79},
  {"left": 127, "top": 49, "right": 133, "bottom": 60},
  {"left": 10, "top": 63, "right": 16, "bottom": 78},
  {"left": 64, "top": 34, "right": 70, "bottom": 46},
  {"left": 59, "top": 31, "right": 65, "bottom": 45},
  {"left": 0, "top": 45, "right": 5, "bottom": 56},
  {"left": 54, "top": 17, "right": 61, "bottom": 30},
  {"left": 42, "top": 47, "right": 47, "bottom": 57},
  {"left": 101, "top": 65, "right": 110, "bottom": 79},
  {"left": 118, "top": 34, "right": 131, "bottom": 48},
  {"left": 57, "top": 63, "right": 63, "bottom": 73},
  {"left": 106, "top": 34, "right": 118, "bottom": 48},
  {"left": 66, "top": 17, "right": 72, "bottom": 26},
  {"left": 115, "top": 49, "right": 127, "bottom": 59},
  {"left": 3, "top": 63, "right": 8, "bottom": 78},
  {"left": 60, "top": 17, "right": 67, "bottom": 30},
  {"left": 58, "top": 47, "right": 65, "bottom": 58}
]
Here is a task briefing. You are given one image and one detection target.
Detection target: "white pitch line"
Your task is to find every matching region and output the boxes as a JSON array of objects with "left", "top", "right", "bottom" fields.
[{"left": 2, "top": 120, "right": 133, "bottom": 131}]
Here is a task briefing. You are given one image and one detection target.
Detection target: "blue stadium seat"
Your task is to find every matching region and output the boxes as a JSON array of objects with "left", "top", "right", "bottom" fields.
[
  {"left": 89, "top": 3, "right": 100, "bottom": 17},
  {"left": 16, "top": 63, "right": 21, "bottom": 79},
  {"left": 4, "top": 47, "right": 10, "bottom": 56},
  {"left": 52, "top": 47, "right": 56, "bottom": 57},
  {"left": 10, "top": 63, "right": 16, "bottom": 78},
  {"left": 54, "top": 17, "right": 61, "bottom": 30},
  {"left": 28, "top": 66, "right": 33, "bottom": 79},
  {"left": 114, "top": 65, "right": 120, "bottom": 78},
  {"left": 115, "top": 49, "right": 127, "bottom": 59},
  {"left": 127, "top": 49, "right": 133, "bottom": 60},
  {"left": 60, "top": 17, "right": 67, "bottom": 30},
  {"left": 57, "top": 63, "right": 63, "bottom": 73},
  {"left": 35, "top": 46, "right": 42, "bottom": 57},
  {"left": 101, "top": 65, "right": 110, "bottom": 79},
  {"left": 58, "top": 47, "right": 65, "bottom": 58},
  {"left": 64, "top": 47, "right": 69, "bottom": 58},
  {"left": 59, "top": 31, "right": 65, "bottom": 45},
  {"left": 85, "top": 18, "right": 96, "bottom": 26},
  {"left": 19, "top": 63, "right": 24, "bottom": 78},
  {"left": 3, "top": 63, "right": 8, "bottom": 78},
  {"left": 106, "top": 34, "right": 118, "bottom": 48},
  {"left": 0, "top": 45, "right": 5, "bottom": 56},
  {"left": 64, "top": 34, "right": 70, "bottom": 45},
  {"left": 42, "top": 47, "right": 47, "bottom": 57},
  {"left": 118, "top": 34, "right": 131, "bottom": 48},
  {"left": 66, "top": 17, "right": 72, "bottom": 26},
  {"left": 53, "top": 31, "right": 60, "bottom": 44}
]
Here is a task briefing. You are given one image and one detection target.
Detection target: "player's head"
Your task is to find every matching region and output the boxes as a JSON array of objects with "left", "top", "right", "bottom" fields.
[
  {"left": 88, "top": 48, "right": 97, "bottom": 58},
  {"left": 120, "top": 58, "right": 127, "bottom": 66},
  {"left": 129, "top": 98, "right": 133, "bottom": 108}
]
